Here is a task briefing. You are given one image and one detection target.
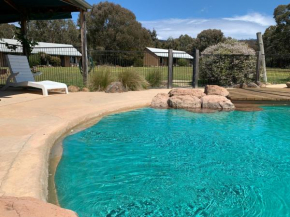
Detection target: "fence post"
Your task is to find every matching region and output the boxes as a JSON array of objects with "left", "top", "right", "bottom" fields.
[
  {"left": 192, "top": 49, "right": 199, "bottom": 88},
  {"left": 167, "top": 49, "right": 173, "bottom": 89},
  {"left": 80, "top": 10, "right": 88, "bottom": 87},
  {"left": 256, "top": 51, "right": 262, "bottom": 84},
  {"left": 256, "top": 32, "right": 267, "bottom": 83}
]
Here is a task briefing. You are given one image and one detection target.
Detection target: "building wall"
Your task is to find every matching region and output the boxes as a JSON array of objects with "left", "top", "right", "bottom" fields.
[{"left": 143, "top": 50, "right": 159, "bottom": 67}]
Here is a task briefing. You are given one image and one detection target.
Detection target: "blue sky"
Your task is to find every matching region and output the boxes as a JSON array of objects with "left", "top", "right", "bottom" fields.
[{"left": 73, "top": 0, "right": 289, "bottom": 39}]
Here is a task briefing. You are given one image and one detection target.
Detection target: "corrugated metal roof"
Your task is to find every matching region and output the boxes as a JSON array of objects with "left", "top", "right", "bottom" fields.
[
  {"left": 146, "top": 47, "right": 193, "bottom": 59},
  {"left": 0, "top": 39, "right": 82, "bottom": 57}
]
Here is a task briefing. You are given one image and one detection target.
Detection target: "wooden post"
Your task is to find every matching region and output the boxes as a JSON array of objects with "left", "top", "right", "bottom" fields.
[
  {"left": 256, "top": 32, "right": 267, "bottom": 83},
  {"left": 256, "top": 51, "right": 262, "bottom": 84},
  {"left": 167, "top": 49, "right": 173, "bottom": 89},
  {"left": 20, "top": 17, "right": 28, "bottom": 56},
  {"left": 80, "top": 10, "right": 88, "bottom": 86},
  {"left": 192, "top": 49, "right": 199, "bottom": 88}
]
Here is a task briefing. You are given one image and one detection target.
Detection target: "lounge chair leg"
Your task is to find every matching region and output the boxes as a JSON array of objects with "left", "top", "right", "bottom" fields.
[
  {"left": 42, "top": 87, "right": 48, "bottom": 96},
  {"left": 65, "top": 87, "right": 69, "bottom": 94}
]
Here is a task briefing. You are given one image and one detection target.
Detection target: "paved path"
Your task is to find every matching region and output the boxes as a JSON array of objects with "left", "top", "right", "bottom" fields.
[{"left": 0, "top": 89, "right": 168, "bottom": 201}]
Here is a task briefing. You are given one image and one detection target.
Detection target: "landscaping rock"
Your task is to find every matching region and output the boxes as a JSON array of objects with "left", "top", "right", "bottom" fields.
[
  {"left": 201, "top": 95, "right": 235, "bottom": 110},
  {"left": 204, "top": 85, "right": 229, "bottom": 97},
  {"left": 169, "top": 88, "right": 206, "bottom": 98},
  {"left": 233, "top": 83, "right": 247, "bottom": 89},
  {"left": 0, "top": 196, "right": 78, "bottom": 217},
  {"left": 168, "top": 95, "right": 201, "bottom": 109},
  {"left": 257, "top": 81, "right": 266, "bottom": 88},
  {"left": 151, "top": 93, "right": 169, "bottom": 109},
  {"left": 68, "top": 85, "right": 80, "bottom": 92},
  {"left": 286, "top": 82, "right": 290, "bottom": 88},
  {"left": 247, "top": 82, "right": 260, "bottom": 88},
  {"left": 81, "top": 87, "right": 90, "bottom": 92},
  {"left": 105, "top": 82, "right": 127, "bottom": 93}
]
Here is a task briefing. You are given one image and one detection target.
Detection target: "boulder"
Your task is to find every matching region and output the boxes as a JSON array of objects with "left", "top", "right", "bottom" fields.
[
  {"left": 201, "top": 95, "right": 235, "bottom": 110},
  {"left": 81, "top": 87, "right": 90, "bottom": 92},
  {"left": 286, "top": 82, "right": 290, "bottom": 88},
  {"left": 233, "top": 83, "right": 247, "bottom": 89},
  {"left": 204, "top": 85, "right": 229, "bottom": 97},
  {"left": 169, "top": 88, "right": 206, "bottom": 98},
  {"left": 168, "top": 95, "right": 201, "bottom": 109},
  {"left": 0, "top": 197, "right": 78, "bottom": 217},
  {"left": 68, "top": 85, "right": 80, "bottom": 92},
  {"left": 105, "top": 82, "right": 127, "bottom": 93},
  {"left": 151, "top": 93, "right": 170, "bottom": 109},
  {"left": 256, "top": 81, "right": 266, "bottom": 88},
  {"left": 247, "top": 82, "right": 260, "bottom": 88}
]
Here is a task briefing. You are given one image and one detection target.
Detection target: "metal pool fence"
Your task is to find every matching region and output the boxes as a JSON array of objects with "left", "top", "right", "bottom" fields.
[
  {"left": 265, "top": 54, "right": 290, "bottom": 84},
  {"left": 0, "top": 42, "right": 289, "bottom": 89}
]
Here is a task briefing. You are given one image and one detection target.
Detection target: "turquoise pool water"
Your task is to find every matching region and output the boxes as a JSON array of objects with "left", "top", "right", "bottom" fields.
[{"left": 55, "top": 106, "right": 290, "bottom": 217}]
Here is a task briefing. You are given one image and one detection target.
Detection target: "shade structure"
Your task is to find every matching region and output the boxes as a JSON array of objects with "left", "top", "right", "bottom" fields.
[
  {"left": 0, "top": 0, "right": 92, "bottom": 24},
  {"left": 0, "top": 0, "right": 92, "bottom": 86}
]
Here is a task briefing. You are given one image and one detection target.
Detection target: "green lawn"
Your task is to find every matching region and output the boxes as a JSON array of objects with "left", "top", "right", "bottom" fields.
[
  {"left": 1, "top": 66, "right": 289, "bottom": 87},
  {"left": 266, "top": 68, "right": 290, "bottom": 84},
  {"left": 35, "top": 66, "right": 194, "bottom": 87}
]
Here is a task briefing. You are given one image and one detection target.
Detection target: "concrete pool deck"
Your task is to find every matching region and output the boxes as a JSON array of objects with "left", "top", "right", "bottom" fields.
[{"left": 0, "top": 89, "right": 169, "bottom": 201}]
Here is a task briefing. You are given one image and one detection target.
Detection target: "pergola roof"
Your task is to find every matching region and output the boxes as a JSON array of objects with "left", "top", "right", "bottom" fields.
[{"left": 0, "top": 0, "right": 92, "bottom": 24}]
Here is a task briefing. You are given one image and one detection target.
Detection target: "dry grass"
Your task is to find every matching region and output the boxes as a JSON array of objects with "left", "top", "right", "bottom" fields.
[
  {"left": 118, "top": 70, "right": 149, "bottom": 91},
  {"left": 89, "top": 67, "right": 116, "bottom": 91}
]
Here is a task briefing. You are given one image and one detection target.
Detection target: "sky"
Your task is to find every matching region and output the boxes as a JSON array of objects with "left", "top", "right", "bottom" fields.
[{"left": 72, "top": 0, "right": 289, "bottom": 40}]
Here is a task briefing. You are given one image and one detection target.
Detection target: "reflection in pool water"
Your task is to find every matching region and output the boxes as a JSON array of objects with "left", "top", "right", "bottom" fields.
[{"left": 55, "top": 106, "right": 290, "bottom": 216}]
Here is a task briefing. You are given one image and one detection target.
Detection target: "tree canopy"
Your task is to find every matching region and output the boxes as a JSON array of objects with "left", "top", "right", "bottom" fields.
[
  {"left": 0, "top": 24, "right": 17, "bottom": 39},
  {"left": 84, "top": 2, "right": 152, "bottom": 51},
  {"left": 27, "top": 20, "right": 80, "bottom": 47},
  {"left": 264, "top": 3, "right": 290, "bottom": 54}
]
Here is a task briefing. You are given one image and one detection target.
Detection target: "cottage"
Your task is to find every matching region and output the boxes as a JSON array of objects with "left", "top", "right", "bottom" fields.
[
  {"left": 0, "top": 38, "right": 82, "bottom": 67},
  {"left": 144, "top": 47, "right": 193, "bottom": 67}
]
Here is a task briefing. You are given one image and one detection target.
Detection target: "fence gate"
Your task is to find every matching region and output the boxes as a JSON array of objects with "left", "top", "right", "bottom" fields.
[{"left": 169, "top": 50, "right": 194, "bottom": 88}]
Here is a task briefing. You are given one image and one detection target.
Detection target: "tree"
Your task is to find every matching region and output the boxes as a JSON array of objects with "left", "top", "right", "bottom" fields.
[
  {"left": 264, "top": 4, "right": 290, "bottom": 54},
  {"left": 178, "top": 34, "right": 194, "bottom": 53},
  {"left": 85, "top": 2, "right": 152, "bottom": 51},
  {"left": 0, "top": 24, "right": 17, "bottom": 39},
  {"left": 148, "top": 29, "right": 161, "bottom": 48},
  {"left": 191, "top": 29, "right": 225, "bottom": 52},
  {"left": 27, "top": 20, "right": 80, "bottom": 47}
]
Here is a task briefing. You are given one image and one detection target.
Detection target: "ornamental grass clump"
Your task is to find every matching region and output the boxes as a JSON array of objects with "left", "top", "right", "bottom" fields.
[
  {"left": 146, "top": 69, "right": 163, "bottom": 87},
  {"left": 200, "top": 39, "right": 256, "bottom": 86},
  {"left": 118, "top": 70, "right": 149, "bottom": 91},
  {"left": 89, "top": 67, "right": 116, "bottom": 91}
]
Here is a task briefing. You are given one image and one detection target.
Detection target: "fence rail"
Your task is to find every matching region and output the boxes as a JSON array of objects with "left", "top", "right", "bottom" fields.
[{"left": 0, "top": 42, "right": 290, "bottom": 89}]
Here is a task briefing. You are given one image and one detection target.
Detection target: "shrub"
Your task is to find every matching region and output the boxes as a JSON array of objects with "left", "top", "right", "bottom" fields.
[
  {"left": 50, "top": 56, "right": 61, "bottom": 66},
  {"left": 200, "top": 39, "right": 256, "bottom": 86},
  {"left": 177, "top": 59, "right": 188, "bottom": 66},
  {"left": 38, "top": 52, "right": 51, "bottom": 65},
  {"left": 146, "top": 69, "right": 162, "bottom": 87},
  {"left": 89, "top": 67, "right": 116, "bottom": 91},
  {"left": 118, "top": 70, "right": 149, "bottom": 91},
  {"left": 28, "top": 54, "right": 41, "bottom": 67},
  {"left": 133, "top": 58, "right": 144, "bottom": 67}
]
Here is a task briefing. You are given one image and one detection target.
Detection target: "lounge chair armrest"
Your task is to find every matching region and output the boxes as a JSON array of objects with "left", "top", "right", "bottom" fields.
[
  {"left": 33, "top": 72, "right": 42, "bottom": 76},
  {"left": 8, "top": 72, "right": 19, "bottom": 80},
  {"left": 2, "top": 72, "right": 19, "bottom": 87},
  {"left": 11, "top": 72, "right": 19, "bottom": 77}
]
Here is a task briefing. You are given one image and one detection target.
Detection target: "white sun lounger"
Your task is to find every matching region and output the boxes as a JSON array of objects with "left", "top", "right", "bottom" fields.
[{"left": 1, "top": 54, "right": 68, "bottom": 96}]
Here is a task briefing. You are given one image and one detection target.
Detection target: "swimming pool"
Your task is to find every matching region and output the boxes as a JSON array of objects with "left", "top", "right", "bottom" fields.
[{"left": 55, "top": 106, "right": 290, "bottom": 216}]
